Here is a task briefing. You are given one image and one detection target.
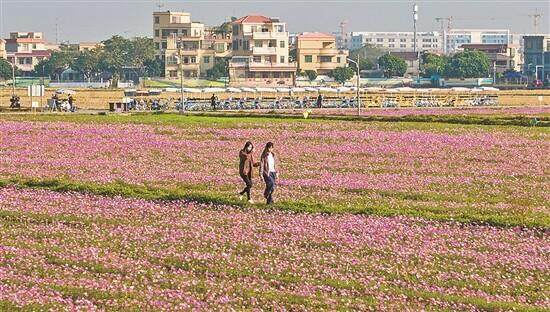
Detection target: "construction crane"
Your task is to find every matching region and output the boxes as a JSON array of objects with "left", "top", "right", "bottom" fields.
[{"left": 528, "top": 12, "right": 542, "bottom": 34}]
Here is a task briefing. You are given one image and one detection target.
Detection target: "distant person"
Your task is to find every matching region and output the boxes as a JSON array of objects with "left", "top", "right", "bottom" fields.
[
  {"left": 316, "top": 93, "right": 323, "bottom": 108},
  {"left": 260, "top": 142, "right": 278, "bottom": 205},
  {"left": 210, "top": 94, "right": 217, "bottom": 111},
  {"left": 238, "top": 141, "right": 259, "bottom": 204},
  {"left": 68, "top": 95, "right": 75, "bottom": 111}
]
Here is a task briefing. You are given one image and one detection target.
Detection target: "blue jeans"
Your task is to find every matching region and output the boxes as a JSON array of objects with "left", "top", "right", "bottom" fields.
[{"left": 263, "top": 172, "right": 276, "bottom": 204}]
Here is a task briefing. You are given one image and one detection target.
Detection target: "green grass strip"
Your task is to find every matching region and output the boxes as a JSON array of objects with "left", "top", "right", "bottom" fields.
[{"left": 0, "top": 177, "right": 548, "bottom": 229}]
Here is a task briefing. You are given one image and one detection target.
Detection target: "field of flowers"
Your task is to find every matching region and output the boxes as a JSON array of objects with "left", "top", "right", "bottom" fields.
[
  {"left": 268, "top": 106, "right": 550, "bottom": 118},
  {"left": 0, "top": 113, "right": 548, "bottom": 309},
  {"left": 0, "top": 113, "right": 548, "bottom": 227},
  {"left": 1, "top": 186, "right": 548, "bottom": 310}
]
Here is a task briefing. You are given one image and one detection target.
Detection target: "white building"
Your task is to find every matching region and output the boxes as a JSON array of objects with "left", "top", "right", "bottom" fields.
[
  {"left": 444, "top": 29, "right": 511, "bottom": 54},
  {"left": 229, "top": 15, "right": 296, "bottom": 87},
  {"left": 350, "top": 31, "right": 441, "bottom": 53}
]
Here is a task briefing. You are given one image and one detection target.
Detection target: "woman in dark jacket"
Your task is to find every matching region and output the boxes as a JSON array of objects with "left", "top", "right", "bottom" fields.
[{"left": 239, "top": 141, "right": 259, "bottom": 203}]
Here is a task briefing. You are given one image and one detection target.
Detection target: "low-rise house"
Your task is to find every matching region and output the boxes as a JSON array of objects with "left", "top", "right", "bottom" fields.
[
  {"left": 461, "top": 43, "right": 521, "bottom": 73},
  {"left": 296, "top": 32, "right": 348, "bottom": 75},
  {"left": 5, "top": 32, "right": 51, "bottom": 76}
]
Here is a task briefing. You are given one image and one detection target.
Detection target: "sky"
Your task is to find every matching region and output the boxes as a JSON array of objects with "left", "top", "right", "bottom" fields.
[{"left": 0, "top": 0, "right": 548, "bottom": 43}]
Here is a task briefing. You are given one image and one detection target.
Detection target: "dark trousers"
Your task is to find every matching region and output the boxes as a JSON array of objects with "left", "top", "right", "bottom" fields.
[
  {"left": 239, "top": 174, "right": 253, "bottom": 200},
  {"left": 263, "top": 172, "right": 276, "bottom": 204}
]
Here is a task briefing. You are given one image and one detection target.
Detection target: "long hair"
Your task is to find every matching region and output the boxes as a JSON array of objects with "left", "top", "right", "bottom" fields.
[
  {"left": 242, "top": 141, "right": 253, "bottom": 153},
  {"left": 261, "top": 142, "right": 274, "bottom": 159}
]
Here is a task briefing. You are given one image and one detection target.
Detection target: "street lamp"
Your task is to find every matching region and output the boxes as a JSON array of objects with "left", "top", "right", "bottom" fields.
[
  {"left": 10, "top": 56, "right": 17, "bottom": 97},
  {"left": 347, "top": 55, "right": 361, "bottom": 115}
]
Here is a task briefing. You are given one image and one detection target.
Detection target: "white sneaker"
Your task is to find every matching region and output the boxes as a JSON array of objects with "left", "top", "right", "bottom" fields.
[
  {"left": 248, "top": 199, "right": 255, "bottom": 204},
  {"left": 239, "top": 195, "right": 244, "bottom": 201}
]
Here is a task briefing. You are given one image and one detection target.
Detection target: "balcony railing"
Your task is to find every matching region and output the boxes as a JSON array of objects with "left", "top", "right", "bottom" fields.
[
  {"left": 252, "top": 32, "right": 289, "bottom": 40},
  {"left": 252, "top": 46, "right": 277, "bottom": 55}
]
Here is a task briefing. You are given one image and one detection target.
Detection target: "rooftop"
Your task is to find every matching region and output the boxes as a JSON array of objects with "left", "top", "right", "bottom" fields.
[
  {"left": 297, "top": 32, "right": 335, "bottom": 40},
  {"left": 233, "top": 15, "right": 277, "bottom": 24}
]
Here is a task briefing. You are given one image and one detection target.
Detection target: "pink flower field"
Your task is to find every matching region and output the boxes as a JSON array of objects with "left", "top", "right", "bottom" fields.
[
  {"left": 0, "top": 115, "right": 547, "bottom": 226},
  {"left": 0, "top": 113, "right": 548, "bottom": 309},
  {"left": 1, "top": 186, "right": 548, "bottom": 310}
]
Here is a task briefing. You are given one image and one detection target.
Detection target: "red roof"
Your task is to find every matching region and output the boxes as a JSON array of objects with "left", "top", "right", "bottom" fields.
[
  {"left": 11, "top": 50, "right": 51, "bottom": 57},
  {"left": 297, "top": 32, "right": 335, "bottom": 40},
  {"left": 233, "top": 15, "right": 273, "bottom": 24}
]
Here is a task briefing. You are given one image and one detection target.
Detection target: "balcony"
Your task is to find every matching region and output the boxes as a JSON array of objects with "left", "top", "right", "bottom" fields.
[
  {"left": 252, "top": 32, "right": 288, "bottom": 40},
  {"left": 318, "top": 48, "right": 339, "bottom": 56},
  {"left": 252, "top": 46, "right": 277, "bottom": 55},
  {"left": 249, "top": 61, "right": 297, "bottom": 72}
]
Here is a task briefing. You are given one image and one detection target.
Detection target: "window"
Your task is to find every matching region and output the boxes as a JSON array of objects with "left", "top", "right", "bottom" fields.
[
  {"left": 253, "top": 56, "right": 262, "bottom": 63},
  {"left": 336, "top": 57, "right": 341, "bottom": 63},
  {"left": 155, "top": 30, "right": 159, "bottom": 37},
  {"left": 161, "top": 42, "right": 167, "bottom": 49},
  {"left": 170, "top": 70, "right": 178, "bottom": 78},
  {"left": 280, "top": 56, "right": 285, "bottom": 63},
  {"left": 18, "top": 58, "right": 25, "bottom": 65},
  {"left": 305, "top": 55, "right": 313, "bottom": 63},
  {"left": 377, "top": 38, "right": 383, "bottom": 42},
  {"left": 154, "top": 16, "right": 160, "bottom": 24},
  {"left": 319, "top": 56, "right": 332, "bottom": 62},
  {"left": 388, "top": 38, "right": 395, "bottom": 42},
  {"left": 280, "top": 41, "right": 285, "bottom": 48},
  {"left": 190, "top": 56, "right": 196, "bottom": 63},
  {"left": 255, "top": 40, "right": 262, "bottom": 47},
  {"left": 400, "top": 38, "right": 406, "bottom": 42},
  {"left": 203, "top": 56, "right": 210, "bottom": 63},
  {"left": 388, "top": 44, "right": 395, "bottom": 48},
  {"left": 232, "top": 25, "right": 239, "bottom": 35},
  {"left": 400, "top": 44, "right": 406, "bottom": 48}
]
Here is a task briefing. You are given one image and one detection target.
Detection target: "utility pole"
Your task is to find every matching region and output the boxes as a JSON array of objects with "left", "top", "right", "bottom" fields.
[
  {"left": 178, "top": 36, "right": 184, "bottom": 108},
  {"left": 347, "top": 56, "right": 361, "bottom": 115},
  {"left": 11, "top": 56, "right": 16, "bottom": 96},
  {"left": 413, "top": 3, "right": 418, "bottom": 53},
  {"left": 493, "top": 61, "right": 497, "bottom": 85}
]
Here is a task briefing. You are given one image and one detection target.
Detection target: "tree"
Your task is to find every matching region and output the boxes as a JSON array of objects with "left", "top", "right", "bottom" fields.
[
  {"left": 349, "top": 44, "right": 385, "bottom": 68},
  {"left": 101, "top": 35, "right": 133, "bottom": 83},
  {"left": 34, "top": 47, "right": 77, "bottom": 80},
  {"left": 359, "top": 58, "right": 375, "bottom": 71},
  {"left": 378, "top": 54, "right": 407, "bottom": 78},
  {"left": 144, "top": 58, "right": 164, "bottom": 77},
  {"left": 129, "top": 37, "right": 156, "bottom": 77},
  {"left": 206, "top": 57, "right": 229, "bottom": 80},
  {"left": 421, "top": 53, "right": 448, "bottom": 78},
  {"left": 304, "top": 70, "right": 317, "bottom": 82},
  {"left": 330, "top": 67, "right": 354, "bottom": 85},
  {"left": 289, "top": 49, "right": 297, "bottom": 63},
  {"left": 73, "top": 49, "right": 102, "bottom": 81},
  {"left": 445, "top": 50, "right": 490, "bottom": 78},
  {"left": 0, "top": 58, "right": 14, "bottom": 80}
]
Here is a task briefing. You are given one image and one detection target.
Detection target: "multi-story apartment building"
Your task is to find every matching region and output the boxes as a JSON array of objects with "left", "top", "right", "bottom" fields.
[
  {"left": 164, "top": 32, "right": 231, "bottom": 78},
  {"left": 229, "top": 15, "right": 296, "bottom": 87},
  {"left": 0, "top": 39, "right": 6, "bottom": 59},
  {"left": 153, "top": 11, "right": 206, "bottom": 60},
  {"left": 523, "top": 35, "right": 550, "bottom": 81},
  {"left": 296, "top": 32, "right": 348, "bottom": 75},
  {"left": 444, "top": 29, "right": 511, "bottom": 54},
  {"left": 5, "top": 32, "right": 51, "bottom": 75},
  {"left": 153, "top": 10, "right": 231, "bottom": 79},
  {"left": 461, "top": 44, "right": 521, "bottom": 73},
  {"left": 350, "top": 31, "right": 441, "bottom": 53}
]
